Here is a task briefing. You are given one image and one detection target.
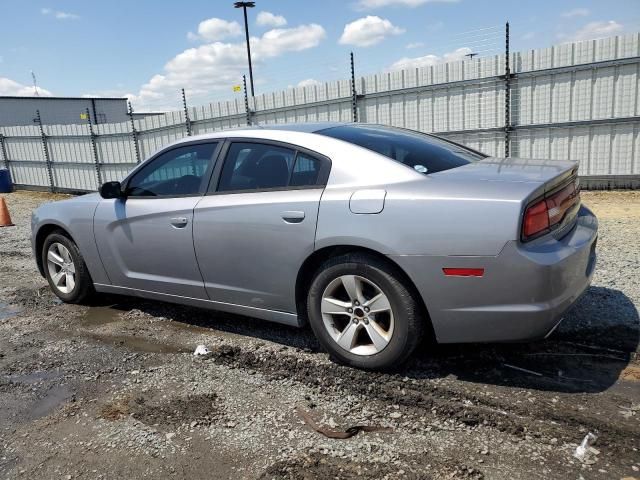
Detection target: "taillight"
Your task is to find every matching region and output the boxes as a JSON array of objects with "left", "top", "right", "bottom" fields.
[
  {"left": 522, "top": 178, "right": 580, "bottom": 241},
  {"left": 523, "top": 200, "right": 549, "bottom": 238}
]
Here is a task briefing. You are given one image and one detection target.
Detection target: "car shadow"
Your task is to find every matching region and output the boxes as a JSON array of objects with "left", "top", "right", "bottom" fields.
[
  {"left": 86, "top": 285, "right": 638, "bottom": 395},
  {"left": 406, "top": 285, "right": 639, "bottom": 394}
]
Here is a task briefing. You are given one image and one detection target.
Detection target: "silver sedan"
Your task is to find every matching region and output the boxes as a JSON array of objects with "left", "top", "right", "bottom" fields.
[{"left": 31, "top": 123, "right": 598, "bottom": 369}]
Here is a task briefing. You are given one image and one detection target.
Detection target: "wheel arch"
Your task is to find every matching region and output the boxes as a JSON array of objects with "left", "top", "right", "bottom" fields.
[{"left": 295, "top": 244, "right": 435, "bottom": 339}]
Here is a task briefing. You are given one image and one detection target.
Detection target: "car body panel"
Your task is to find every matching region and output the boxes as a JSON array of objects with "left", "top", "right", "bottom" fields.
[
  {"left": 31, "top": 193, "right": 109, "bottom": 284},
  {"left": 93, "top": 197, "right": 207, "bottom": 298},
  {"left": 94, "top": 282, "right": 300, "bottom": 326},
  {"left": 193, "top": 188, "right": 323, "bottom": 313},
  {"left": 317, "top": 177, "right": 532, "bottom": 256},
  {"left": 391, "top": 205, "right": 597, "bottom": 342}
]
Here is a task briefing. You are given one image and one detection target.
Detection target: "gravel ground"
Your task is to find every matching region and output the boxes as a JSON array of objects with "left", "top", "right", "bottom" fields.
[{"left": 0, "top": 190, "right": 638, "bottom": 480}]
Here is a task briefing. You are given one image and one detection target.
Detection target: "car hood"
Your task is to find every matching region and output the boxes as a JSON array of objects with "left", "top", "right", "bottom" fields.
[
  {"left": 57, "top": 192, "right": 102, "bottom": 204},
  {"left": 433, "top": 157, "right": 578, "bottom": 185}
]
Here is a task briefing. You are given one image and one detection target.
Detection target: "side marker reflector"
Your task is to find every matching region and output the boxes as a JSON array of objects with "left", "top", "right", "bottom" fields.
[{"left": 443, "top": 268, "right": 484, "bottom": 277}]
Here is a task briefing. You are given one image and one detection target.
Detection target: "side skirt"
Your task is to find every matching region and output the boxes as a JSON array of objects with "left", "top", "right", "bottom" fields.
[{"left": 93, "top": 283, "right": 302, "bottom": 328}]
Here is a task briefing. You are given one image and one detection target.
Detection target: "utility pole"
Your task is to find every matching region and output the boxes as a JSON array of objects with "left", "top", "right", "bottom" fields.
[{"left": 234, "top": 2, "right": 256, "bottom": 98}]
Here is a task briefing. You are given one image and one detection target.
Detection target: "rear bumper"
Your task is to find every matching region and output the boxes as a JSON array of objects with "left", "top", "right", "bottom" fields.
[{"left": 391, "top": 205, "right": 598, "bottom": 343}]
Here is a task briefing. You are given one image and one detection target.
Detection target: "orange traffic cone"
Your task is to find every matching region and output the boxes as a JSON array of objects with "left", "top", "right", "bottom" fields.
[{"left": 0, "top": 197, "right": 14, "bottom": 227}]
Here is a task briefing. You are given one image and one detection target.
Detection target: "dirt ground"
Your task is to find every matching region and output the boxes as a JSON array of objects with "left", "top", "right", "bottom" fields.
[{"left": 0, "top": 190, "right": 638, "bottom": 480}]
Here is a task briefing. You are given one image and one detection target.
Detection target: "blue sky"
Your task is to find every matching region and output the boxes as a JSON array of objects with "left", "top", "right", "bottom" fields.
[{"left": 1, "top": 0, "right": 638, "bottom": 111}]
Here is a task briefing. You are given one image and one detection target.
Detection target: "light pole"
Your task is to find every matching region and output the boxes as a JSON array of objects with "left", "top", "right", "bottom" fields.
[{"left": 234, "top": 1, "right": 255, "bottom": 98}]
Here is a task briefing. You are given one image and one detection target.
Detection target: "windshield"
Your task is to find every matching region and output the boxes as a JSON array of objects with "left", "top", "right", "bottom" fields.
[{"left": 318, "top": 124, "right": 485, "bottom": 174}]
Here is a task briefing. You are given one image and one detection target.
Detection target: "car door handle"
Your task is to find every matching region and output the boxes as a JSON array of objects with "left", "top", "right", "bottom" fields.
[
  {"left": 281, "top": 211, "right": 305, "bottom": 224},
  {"left": 170, "top": 217, "right": 189, "bottom": 228}
]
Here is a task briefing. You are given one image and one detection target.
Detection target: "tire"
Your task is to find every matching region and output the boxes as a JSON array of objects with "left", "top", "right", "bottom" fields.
[
  {"left": 307, "top": 253, "right": 424, "bottom": 370},
  {"left": 42, "top": 232, "right": 94, "bottom": 304}
]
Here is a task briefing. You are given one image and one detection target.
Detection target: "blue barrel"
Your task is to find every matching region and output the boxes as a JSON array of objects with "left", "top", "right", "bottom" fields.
[{"left": 0, "top": 169, "right": 13, "bottom": 193}]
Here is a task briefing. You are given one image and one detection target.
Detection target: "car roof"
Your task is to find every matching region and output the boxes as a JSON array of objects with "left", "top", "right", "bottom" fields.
[
  {"left": 253, "top": 122, "right": 349, "bottom": 133},
  {"left": 174, "top": 122, "right": 350, "bottom": 145}
]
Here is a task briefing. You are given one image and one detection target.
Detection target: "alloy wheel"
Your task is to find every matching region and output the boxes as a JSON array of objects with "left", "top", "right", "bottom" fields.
[
  {"left": 320, "top": 275, "right": 394, "bottom": 356},
  {"left": 46, "top": 242, "right": 76, "bottom": 294}
]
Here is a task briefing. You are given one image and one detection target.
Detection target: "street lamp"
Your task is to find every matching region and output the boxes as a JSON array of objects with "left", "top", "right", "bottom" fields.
[{"left": 234, "top": 1, "right": 255, "bottom": 98}]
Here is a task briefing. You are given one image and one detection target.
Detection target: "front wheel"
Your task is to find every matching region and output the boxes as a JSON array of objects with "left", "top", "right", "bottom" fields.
[
  {"left": 42, "top": 232, "right": 94, "bottom": 303},
  {"left": 307, "top": 253, "right": 424, "bottom": 370}
]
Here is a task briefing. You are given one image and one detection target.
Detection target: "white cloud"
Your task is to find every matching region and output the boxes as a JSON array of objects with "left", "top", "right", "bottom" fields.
[
  {"left": 41, "top": 8, "right": 79, "bottom": 20},
  {"left": 389, "top": 47, "right": 472, "bottom": 70},
  {"left": 254, "top": 24, "right": 326, "bottom": 56},
  {"left": 405, "top": 41, "right": 424, "bottom": 49},
  {"left": 354, "top": 0, "right": 459, "bottom": 9},
  {"left": 81, "top": 89, "right": 133, "bottom": 99},
  {"left": 130, "top": 23, "right": 326, "bottom": 110},
  {"left": 256, "top": 11, "right": 287, "bottom": 28},
  {"left": 560, "top": 20, "right": 624, "bottom": 42},
  {"left": 339, "top": 16, "right": 404, "bottom": 47},
  {"left": 0, "top": 77, "right": 53, "bottom": 96},
  {"left": 296, "top": 78, "right": 323, "bottom": 88},
  {"left": 561, "top": 8, "right": 590, "bottom": 18},
  {"left": 187, "top": 18, "right": 242, "bottom": 42}
]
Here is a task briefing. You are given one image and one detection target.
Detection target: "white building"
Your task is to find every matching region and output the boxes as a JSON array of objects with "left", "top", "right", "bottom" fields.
[{"left": 0, "top": 96, "right": 135, "bottom": 126}]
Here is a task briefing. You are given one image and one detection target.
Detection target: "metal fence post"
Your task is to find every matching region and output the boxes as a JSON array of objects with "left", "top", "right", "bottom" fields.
[
  {"left": 504, "top": 21, "right": 512, "bottom": 158},
  {"left": 243, "top": 75, "right": 253, "bottom": 126},
  {"left": 128, "top": 101, "right": 141, "bottom": 164},
  {"left": 35, "top": 110, "right": 55, "bottom": 192},
  {"left": 85, "top": 108, "right": 103, "bottom": 188},
  {"left": 350, "top": 52, "right": 358, "bottom": 122},
  {"left": 182, "top": 88, "right": 192, "bottom": 136},
  {"left": 0, "top": 133, "right": 10, "bottom": 171}
]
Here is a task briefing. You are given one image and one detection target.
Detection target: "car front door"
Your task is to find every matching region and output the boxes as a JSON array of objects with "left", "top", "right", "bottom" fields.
[
  {"left": 94, "top": 141, "right": 220, "bottom": 298},
  {"left": 193, "top": 139, "right": 330, "bottom": 313}
]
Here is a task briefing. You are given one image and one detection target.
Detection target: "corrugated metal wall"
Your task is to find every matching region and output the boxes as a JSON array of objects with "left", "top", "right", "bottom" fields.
[
  {"left": 0, "top": 97, "right": 129, "bottom": 127},
  {"left": 1, "top": 33, "right": 638, "bottom": 192}
]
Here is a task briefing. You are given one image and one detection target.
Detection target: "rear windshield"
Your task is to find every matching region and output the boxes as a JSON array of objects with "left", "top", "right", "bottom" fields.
[{"left": 318, "top": 124, "right": 485, "bottom": 174}]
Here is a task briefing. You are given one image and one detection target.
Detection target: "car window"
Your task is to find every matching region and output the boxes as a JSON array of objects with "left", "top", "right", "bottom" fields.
[
  {"left": 317, "top": 125, "right": 485, "bottom": 174},
  {"left": 127, "top": 143, "right": 217, "bottom": 197},
  {"left": 290, "top": 152, "right": 322, "bottom": 187},
  {"left": 217, "top": 142, "right": 296, "bottom": 192}
]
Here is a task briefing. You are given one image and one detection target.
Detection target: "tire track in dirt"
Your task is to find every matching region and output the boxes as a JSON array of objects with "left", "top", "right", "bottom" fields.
[{"left": 203, "top": 344, "right": 639, "bottom": 463}]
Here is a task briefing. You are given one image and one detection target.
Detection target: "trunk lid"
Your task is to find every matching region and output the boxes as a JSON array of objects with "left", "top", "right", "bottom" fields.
[
  {"left": 433, "top": 156, "right": 578, "bottom": 190},
  {"left": 431, "top": 156, "right": 582, "bottom": 241}
]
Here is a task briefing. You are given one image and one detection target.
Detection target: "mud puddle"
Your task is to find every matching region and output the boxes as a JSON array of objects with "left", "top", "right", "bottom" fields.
[
  {"left": 87, "top": 332, "right": 190, "bottom": 354},
  {"left": 81, "top": 305, "right": 124, "bottom": 327},
  {"left": 5, "top": 370, "right": 63, "bottom": 385},
  {"left": 29, "top": 385, "right": 74, "bottom": 420},
  {"left": 0, "top": 301, "right": 21, "bottom": 320},
  {"left": 82, "top": 303, "right": 219, "bottom": 335},
  {"left": 4, "top": 370, "right": 74, "bottom": 420}
]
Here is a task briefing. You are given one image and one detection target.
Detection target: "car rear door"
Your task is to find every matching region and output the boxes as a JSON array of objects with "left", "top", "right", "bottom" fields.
[
  {"left": 94, "top": 141, "right": 220, "bottom": 298},
  {"left": 192, "top": 139, "right": 330, "bottom": 313}
]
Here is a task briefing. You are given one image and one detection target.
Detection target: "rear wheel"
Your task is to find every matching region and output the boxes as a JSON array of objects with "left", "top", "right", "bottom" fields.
[
  {"left": 42, "top": 232, "right": 94, "bottom": 303},
  {"left": 307, "top": 253, "right": 424, "bottom": 370}
]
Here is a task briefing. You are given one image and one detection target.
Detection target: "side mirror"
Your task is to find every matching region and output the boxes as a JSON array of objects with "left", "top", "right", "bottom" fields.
[{"left": 99, "top": 181, "right": 124, "bottom": 199}]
